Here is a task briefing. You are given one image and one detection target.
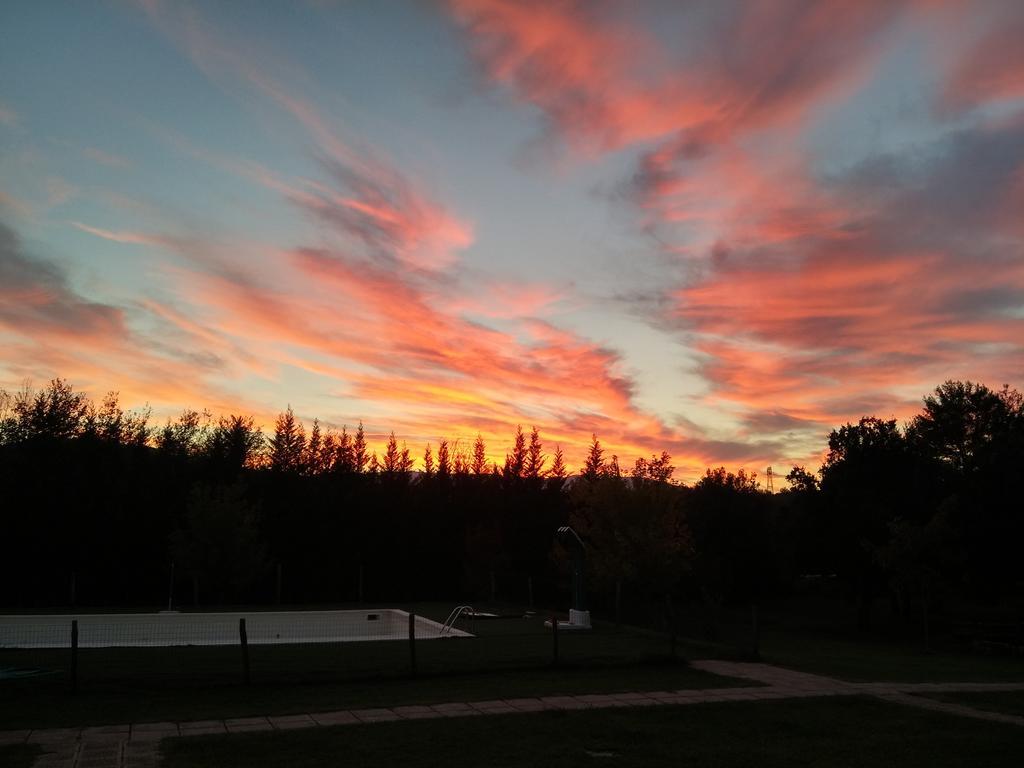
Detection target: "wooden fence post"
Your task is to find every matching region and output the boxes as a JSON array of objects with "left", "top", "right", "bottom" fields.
[
  {"left": 408, "top": 612, "right": 417, "bottom": 677},
  {"left": 70, "top": 619, "right": 78, "bottom": 694},
  {"left": 666, "top": 595, "right": 677, "bottom": 659},
  {"left": 239, "top": 618, "right": 250, "bottom": 685},
  {"left": 551, "top": 613, "right": 559, "bottom": 666}
]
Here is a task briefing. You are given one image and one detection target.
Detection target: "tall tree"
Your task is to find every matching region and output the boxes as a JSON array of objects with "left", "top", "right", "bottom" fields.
[
  {"left": 269, "top": 406, "right": 306, "bottom": 473},
  {"left": 437, "top": 439, "right": 451, "bottom": 477},
  {"left": 524, "top": 426, "right": 545, "bottom": 478},
  {"left": 471, "top": 434, "right": 488, "bottom": 475},
  {"left": 333, "top": 426, "right": 354, "bottom": 473},
  {"left": 205, "top": 415, "right": 264, "bottom": 474},
  {"left": 303, "top": 419, "right": 325, "bottom": 475},
  {"left": 84, "top": 392, "right": 150, "bottom": 446},
  {"left": 9, "top": 378, "right": 89, "bottom": 442},
  {"left": 632, "top": 452, "right": 674, "bottom": 484},
  {"left": 909, "top": 380, "right": 1014, "bottom": 475},
  {"left": 582, "top": 435, "right": 605, "bottom": 480},
  {"left": 819, "top": 417, "right": 920, "bottom": 629},
  {"left": 423, "top": 443, "right": 435, "bottom": 477},
  {"left": 503, "top": 425, "right": 527, "bottom": 479},
  {"left": 383, "top": 432, "right": 402, "bottom": 474},
  {"left": 548, "top": 445, "right": 567, "bottom": 479},
  {"left": 400, "top": 441, "right": 414, "bottom": 473},
  {"left": 156, "top": 409, "right": 210, "bottom": 457},
  {"left": 352, "top": 422, "right": 368, "bottom": 473}
]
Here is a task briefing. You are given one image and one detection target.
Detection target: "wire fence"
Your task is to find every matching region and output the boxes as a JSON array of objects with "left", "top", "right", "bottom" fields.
[{"left": 0, "top": 605, "right": 683, "bottom": 694}]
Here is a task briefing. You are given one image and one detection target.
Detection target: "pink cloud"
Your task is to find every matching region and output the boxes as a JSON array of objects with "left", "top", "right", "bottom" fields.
[
  {"left": 943, "top": 12, "right": 1024, "bottom": 110},
  {"left": 140, "top": 0, "right": 472, "bottom": 271}
]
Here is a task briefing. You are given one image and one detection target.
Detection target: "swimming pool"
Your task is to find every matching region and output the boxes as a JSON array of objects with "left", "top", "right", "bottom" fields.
[{"left": 0, "top": 609, "right": 470, "bottom": 648}]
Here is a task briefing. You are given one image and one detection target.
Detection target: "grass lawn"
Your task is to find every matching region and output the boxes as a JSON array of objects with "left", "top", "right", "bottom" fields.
[
  {"left": 0, "top": 661, "right": 742, "bottom": 730},
  {"left": 161, "top": 696, "right": 1024, "bottom": 768},
  {"left": 0, "top": 744, "right": 40, "bottom": 768},
  {"left": 918, "top": 690, "right": 1024, "bottom": 718},
  {"left": 755, "top": 626, "right": 1024, "bottom": 683}
]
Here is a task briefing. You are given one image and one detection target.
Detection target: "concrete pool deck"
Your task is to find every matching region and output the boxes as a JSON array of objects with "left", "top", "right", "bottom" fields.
[
  {"left": 0, "top": 609, "right": 468, "bottom": 648},
  {"left": 6, "top": 661, "right": 1024, "bottom": 768}
]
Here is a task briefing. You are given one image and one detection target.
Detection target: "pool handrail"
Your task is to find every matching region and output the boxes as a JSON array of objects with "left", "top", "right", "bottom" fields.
[{"left": 440, "top": 605, "right": 474, "bottom": 636}]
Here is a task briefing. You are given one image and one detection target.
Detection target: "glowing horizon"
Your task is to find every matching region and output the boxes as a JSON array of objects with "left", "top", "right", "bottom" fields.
[{"left": 1, "top": 1, "right": 1022, "bottom": 481}]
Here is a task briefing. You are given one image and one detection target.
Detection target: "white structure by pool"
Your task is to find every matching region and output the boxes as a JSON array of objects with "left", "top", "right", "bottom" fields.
[{"left": 0, "top": 609, "right": 470, "bottom": 649}]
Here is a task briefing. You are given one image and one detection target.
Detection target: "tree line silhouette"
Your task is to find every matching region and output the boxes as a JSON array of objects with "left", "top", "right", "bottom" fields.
[{"left": 1, "top": 378, "right": 1021, "bottom": 641}]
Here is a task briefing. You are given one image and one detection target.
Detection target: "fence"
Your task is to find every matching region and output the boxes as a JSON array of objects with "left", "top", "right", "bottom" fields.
[{"left": 0, "top": 604, "right": 683, "bottom": 695}]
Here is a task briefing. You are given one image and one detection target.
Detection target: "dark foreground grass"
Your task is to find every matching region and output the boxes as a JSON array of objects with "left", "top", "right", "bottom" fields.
[
  {"left": 0, "top": 744, "right": 40, "bottom": 768},
  {"left": 0, "top": 662, "right": 740, "bottom": 730},
  {"left": 919, "top": 689, "right": 1024, "bottom": 718},
  {"left": 162, "top": 696, "right": 1024, "bottom": 768},
  {"left": 756, "top": 627, "right": 1024, "bottom": 683}
]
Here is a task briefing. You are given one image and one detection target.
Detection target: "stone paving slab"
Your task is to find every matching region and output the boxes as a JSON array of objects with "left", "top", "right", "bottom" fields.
[
  {"left": 392, "top": 705, "right": 442, "bottom": 720},
  {"left": 311, "top": 710, "right": 359, "bottom": 726},
  {"left": 0, "top": 730, "right": 30, "bottom": 745},
  {"left": 223, "top": 717, "right": 270, "bottom": 728},
  {"left": 176, "top": 726, "right": 224, "bottom": 737},
  {"left": 470, "top": 699, "right": 517, "bottom": 710},
  {"left": 177, "top": 722, "right": 227, "bottom": 736},
  {"left": 539, "top": 696, "right": 590, "bottom": 710},
  {"left": 269, "top": 714, "right": 316, "bottom": 730},
  {"left": 224, "top": 723, "right": 272, "bottom": 734},
  {"left": 431, "top": 702, "right": 483, "bottom": 717},
  {"left": 574, "top": 694, "right": 620, "bottom": 706},
  {"left": 351, "top": 708, "right": 401, "bottom": 723},
  {"left": 132, "top": 722, "right": 178, "bottom": 734},
  {"left": 129, "top": 723, "right": 178, "bottom": 743},
  {"left": 613, "top": 697, "right": 659, "bottom": 707},
  {"left": 81, "top": 725, "right": 130, "bottom": 738}
]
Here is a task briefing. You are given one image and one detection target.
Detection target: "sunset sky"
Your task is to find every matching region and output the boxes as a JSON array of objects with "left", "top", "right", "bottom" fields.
[{"left": 1, "top": 0, "right": 1022, "bottom": 480}]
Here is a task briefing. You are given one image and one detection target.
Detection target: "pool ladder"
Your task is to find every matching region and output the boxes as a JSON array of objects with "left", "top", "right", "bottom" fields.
[{"left": 440, "top": 605, "right": 474, "bottom": 636}]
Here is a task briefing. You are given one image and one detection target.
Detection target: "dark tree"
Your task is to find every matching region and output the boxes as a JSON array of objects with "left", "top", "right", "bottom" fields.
[
  {"left": 548, "top": 445, "right": 567, "bottom": 479},
  {"left": 471, "top": 434, "right": 488, "bottom": 475},
  {"left": 269, "top": 406, "right": 306, "bottom": 473},
  {"left": 524, "top": 426, "right": 545, "bottom": 479},
  {"left": 503, "top": 425, "right": 527, "bottom": 479},
  {"left": 581, "top": 434, "right": 605, "bottom": 480}
]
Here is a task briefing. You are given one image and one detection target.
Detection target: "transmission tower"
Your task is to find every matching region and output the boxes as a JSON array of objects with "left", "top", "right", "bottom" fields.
[{"left": 766, "top": 466, "right": 774, "bottom": 494}]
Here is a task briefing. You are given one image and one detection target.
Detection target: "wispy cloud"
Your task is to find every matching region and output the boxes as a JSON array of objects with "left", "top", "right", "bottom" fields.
[
  {"left": 71, "top": 221, "right": 171, "bottom": 246},
  {"left": 0, "top": 102, "right": 17, "bottom": 127},
  {"left": 445, "top": 0, "right": 1024, "bottom": 460},
  {"left": 83, "top": 147, "right": 132, "bottom": 169}
]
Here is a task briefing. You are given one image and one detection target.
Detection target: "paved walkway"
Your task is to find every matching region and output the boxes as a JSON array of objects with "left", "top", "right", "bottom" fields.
[{"left": 5, "top": 661, "right": 1023, "bottom": 768}]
